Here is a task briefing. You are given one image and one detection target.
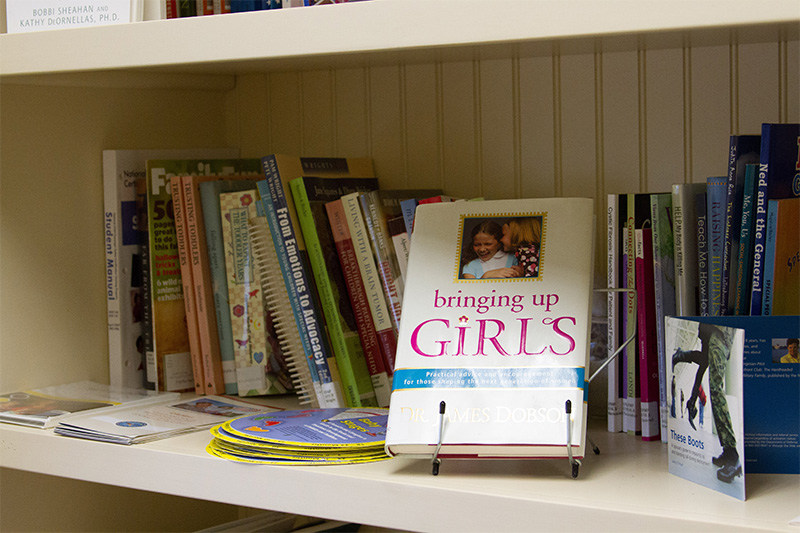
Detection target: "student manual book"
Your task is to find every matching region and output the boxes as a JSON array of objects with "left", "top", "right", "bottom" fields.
[{"left": 385, "top": 197, "right": 595, "bottom": 459}]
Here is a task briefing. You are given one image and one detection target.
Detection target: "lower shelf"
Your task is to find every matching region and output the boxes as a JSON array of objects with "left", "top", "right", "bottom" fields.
[{"left": 1, "top": 403, "right": 798, "bottom": 532}]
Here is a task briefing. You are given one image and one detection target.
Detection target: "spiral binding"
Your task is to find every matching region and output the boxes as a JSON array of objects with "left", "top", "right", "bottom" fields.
[{"left": 248, "top": 216, "right": 319, "bottom": 407}]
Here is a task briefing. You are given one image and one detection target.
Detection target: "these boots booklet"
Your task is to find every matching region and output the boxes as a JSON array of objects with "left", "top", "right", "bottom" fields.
[{"left": 385, "top": 197, "right": 595, "bottom": 459}]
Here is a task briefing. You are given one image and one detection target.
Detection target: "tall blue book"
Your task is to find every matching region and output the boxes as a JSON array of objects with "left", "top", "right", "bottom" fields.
[
  {"left": 732, "top": 164, "right": 758, "bottom": 315},
  {"left": 749, "top": 123, "right": 800, "bottom": 316},
  {"left": 722, "top": 135, "right": 761, "bottom": 315}
]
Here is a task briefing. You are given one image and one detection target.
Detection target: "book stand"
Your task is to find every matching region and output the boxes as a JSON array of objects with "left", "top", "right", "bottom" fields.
[{"left": 430, "top": 288, "right": 638, "bottom": 479}]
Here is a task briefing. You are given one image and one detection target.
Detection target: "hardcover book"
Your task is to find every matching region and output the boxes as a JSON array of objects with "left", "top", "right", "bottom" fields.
[
  {"left": 102, "top": 148, "right": 236, "bottom": 391},
  {"left": 761, "top": 198, "right": 800, "bottom": 316},
  {"left": 385, "top": 197, "right": 595, "bottom": 459},
  {"left": 666, "top": 317, "right": 746, "bottom": 500}
]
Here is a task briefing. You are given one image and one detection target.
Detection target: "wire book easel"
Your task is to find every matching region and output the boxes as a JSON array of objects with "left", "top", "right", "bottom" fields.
[{"left": 430, "top": 288, "right": 637, "bottom": 479}]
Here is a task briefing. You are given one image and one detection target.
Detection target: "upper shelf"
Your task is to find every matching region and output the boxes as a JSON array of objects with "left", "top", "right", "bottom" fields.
[{"left": 1, "top": 0, "right": 799, "bottom": 83}]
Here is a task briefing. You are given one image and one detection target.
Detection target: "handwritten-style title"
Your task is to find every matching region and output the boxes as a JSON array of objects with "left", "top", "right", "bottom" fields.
[{"left": 408, "top": 289, "right": 576, "bottom": 358}]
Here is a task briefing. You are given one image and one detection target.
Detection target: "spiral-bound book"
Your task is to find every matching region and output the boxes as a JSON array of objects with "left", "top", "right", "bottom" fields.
[{"left": 248, "top": 215, "right": 319, "bottom": 407}]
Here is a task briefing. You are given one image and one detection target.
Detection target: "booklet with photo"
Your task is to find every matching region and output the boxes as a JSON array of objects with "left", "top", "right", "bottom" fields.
[
  {"left": 665, "top": 317, "right": 746, "bottom": 500},
  {"left": 55, "top": 396, "right": 282, "bottom": 445},
  {"left": 0, "top": 381, "right": 179, "bottom": 429}
]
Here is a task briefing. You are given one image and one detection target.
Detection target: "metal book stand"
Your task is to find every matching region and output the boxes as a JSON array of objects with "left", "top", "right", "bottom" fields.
[{"left": 430, "top": 288, "right": 638, "bottom": 479}]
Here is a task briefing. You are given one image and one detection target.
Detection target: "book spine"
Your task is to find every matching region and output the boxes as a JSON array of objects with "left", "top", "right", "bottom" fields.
[
  {"left": 341, "top": 192, "right": 398, "bottom": 374},
  {"left": 750, "top": 127, "right": 773, "bottom": 316},
  {"left": 199, "top": 181, "right": 238, "bottom": 394},
  {"left": 388, "top": 216, "right": 410, "bottom": 282},
  {"left": 760, "top": 200, "right": 779, "bottom": 315},
  {"left": 733, "top": 164, "right": 758, "bottom": 315},
  {"left": 623, "top": 195, "right": 640, "bottom": 436},
  {"left": 606, "top": 194, "right": 623, "bottom": 433},
  {"left": 649, "top": 193, "right": 675, "bottom": 442},
  {"left": 183, "top": 177, "right": 224, "bottom": 395},
  {"left": 399, "top": 197, "right": 418, "bottom": 236},
  {"left": 635, "top": 228, "right": 660, "bottom": 441},
  {"left": 706, "top": 176, "right": 726, "bottom": 316},
  {"left": 290, "top": 178, "right": 377, "bottom": 408},
  {"left": 258, "top": 157, "right": 344, "bottom": 408},
  {"left": 172, "top": 176, "right": 206, "bottom": 395},
  {"left": 695, "top": 192, "right": 709, "bottom": 316},
  {"left": 671, "top": 183, "right": 702, "bottom": 316},
  {"left": 248, "top": 217, "right": 318, "bottom": 406},
  {"left": 359, "top": 191, "right": 404, "bottom": 334},
  {"left": 326, "top": 199, "right": 392, "bottom": 407},
  {"left": 137, "top": 178, "right": 156, "bottom": 390}
]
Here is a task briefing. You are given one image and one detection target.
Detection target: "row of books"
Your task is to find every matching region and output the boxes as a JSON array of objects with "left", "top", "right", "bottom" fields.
[
  {"left": 165, "top": 0, "right": 361, "bottom": 17},
  {"left": 103, "top": 149, "right": 449, "bottom": 410},
  {"left": 606, "top": 122, "right": 799, "bottom": 444}
]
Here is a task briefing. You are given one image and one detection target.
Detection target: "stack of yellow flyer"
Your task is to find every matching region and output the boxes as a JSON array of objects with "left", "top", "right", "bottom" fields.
[{"left": 207, "top": 408, "right": 390, "bottom": 465}]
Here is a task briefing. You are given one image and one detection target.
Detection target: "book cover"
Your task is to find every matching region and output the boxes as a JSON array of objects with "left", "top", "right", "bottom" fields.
[
  {"left": 762, "top": 198, "right": 800, "bottom": 316},
  {"left": 722, "top": 135, "right": 761, "bottom": 315},
  {"left": 170, "top": 175, "right": 205, "bottom": 395},
  {"left": 199, "top": 178, "right": 261, "bottom": 394},
  {"left": 101, "top": 148, "right": 236, "bottom": 391},
  {"left": 684, "top": 315, "right": 799, "bottom": 475},
  {"left": 144, "top": 157, "right": 258, "bottom": 392},
  {"left": 649, "top": 192, "right": 676, "bottom": 442},
  {"left": 749, "top": 123, "right": 800, "bottom": 316},
  {"left": 340, "top": 193, "right": 400, "bottom": 378},
  {"left": 248, "top": 216, "right": 320, "bottom": 407},
  {"left": 259, "top": 155, "right": 379, "bottom": 408},
  {"left": 733, "top": 164, "right": 758, "bottom": 315},
  {"left": 385, "top": 197, "right": 595, "bottom": 459},
  {"left": 326, "top": 198, "right": 393, "bottom": 408},
  {"left": 220, "top": 189, "right": 292, "bottom": 397},
  {"left": 0, "top": 381, "right": 178, "bottom": 429},
  {"left": 671, "top": 182, "right": 707, "bottom": 316},
  {"left": 290, "top": 175, "right": 380, "bottom": 408},
  {"left": 635, "top": 227, "right": 660, "bottom": 441},
  {"left": 706, "top": 176, "right": 727, "bottom": 316},
  {"left": 606, "top": 193, "right": 625, "bottom": 433},
  {"left": 183, "top": 173, "right": 262, "bottom": 395},
  {"left": 666, "top": 317, "right": 746, "bottom": 500}
]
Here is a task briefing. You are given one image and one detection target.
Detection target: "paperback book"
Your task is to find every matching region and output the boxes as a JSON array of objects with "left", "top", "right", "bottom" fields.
[
  {"left": 385, "top": 197, "right": 595, "bottom": 459},
  {"left": 55, "top": 395, "right": 279, "bottom": 445},
  {"left": 0, "top": 381, "right": 178, "bottom": 429}
]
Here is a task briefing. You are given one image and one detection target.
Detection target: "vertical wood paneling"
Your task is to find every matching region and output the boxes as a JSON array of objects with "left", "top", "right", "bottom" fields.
[
  {"left": 368, "top": 66, "right": 405, "bottom": 188},
  {"left": 644, "top": 48, "right": 687, "bottom": 191},
  {"left": 403, "top": 64, "right": 441, "bottom": 189},
  {"left": 518, "top": 55, "right": 556, "bottom": 199},
  {"left": 690, "top": 45, "right": 730, "bottom": 181},
  {"left": 559, "top": 53, "right": 598, "bottom": 198},
  {"left": 333, "top": 68, "right": 370, "bottom": 158},
  {"left": 783, "top": 39, "right": 799, "bottom": 121},
  {"left": 602, "top": 51, "right": 641, "bottom": 195},
  {"left": 440, "top": 61, "right": 480, "bottom": 198},
  {"left": 268, "top": 72, "right": 303, "bottom": 155},
  {"left": 301, "top": 70, "right": 335, "bottom": 156},
  {"left": 737, "top": 42, "right": 781, "bottom": 133},
  {"left": 478, "top": 58, "right": 516, "bottom": 200},
  {"left": 230, "top": 74, "right": 270, "bottom": 157}
]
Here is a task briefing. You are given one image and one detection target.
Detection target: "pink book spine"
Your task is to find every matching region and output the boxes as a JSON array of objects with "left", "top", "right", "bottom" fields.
[{"left": 635, "top": 227, "right": 660, "bottom": 441}]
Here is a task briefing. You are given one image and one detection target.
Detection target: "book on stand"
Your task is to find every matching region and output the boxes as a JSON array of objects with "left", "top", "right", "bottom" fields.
[
  {"left": 101, "top": 148, "right": 237, "bottom": 391},
  {"left": 0, "top": 381, "right": 178, "bottom": 429},
  {"left": 326, "top": 198, "right": 393, "bottom": 407},
  {"left": 385, "top": 197, "right": 595, "bottom": 459},
  {"left": 749, "top": 123, "right": 800, "bottom": 316},
  {"left": 258, "top": 154, "right": 357, "bottom": 408},
  {"left": 290, "top": 175, "right": 381, "bottom": 408}
]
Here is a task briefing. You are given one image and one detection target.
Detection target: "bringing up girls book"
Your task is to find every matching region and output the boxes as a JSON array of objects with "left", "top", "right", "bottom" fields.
[{"left": 384, "top": 197, "right": 595, "bottom": 459}]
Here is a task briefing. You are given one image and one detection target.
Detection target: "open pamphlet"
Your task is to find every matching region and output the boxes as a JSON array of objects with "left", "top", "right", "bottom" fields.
[
  {"left": 55, "top": 395, "right": 282, "bottom": 445},
  {"left": 0, "top": 381, "right": 179, "bottom": 429}
]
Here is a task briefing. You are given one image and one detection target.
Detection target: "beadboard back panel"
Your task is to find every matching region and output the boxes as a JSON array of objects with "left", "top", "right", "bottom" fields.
[{"left": 237, "top": 40, "right": 798, "bottom": 277}]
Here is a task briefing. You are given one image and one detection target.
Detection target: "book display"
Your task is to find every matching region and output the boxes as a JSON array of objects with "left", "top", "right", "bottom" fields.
[{"left": 2, "top": 2, "right": 799, "bottom": 531}]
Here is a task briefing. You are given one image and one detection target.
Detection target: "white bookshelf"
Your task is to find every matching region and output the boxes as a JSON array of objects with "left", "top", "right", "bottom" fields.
[{"left": 1, "top": 1, "right": 799, "bottom": 530}]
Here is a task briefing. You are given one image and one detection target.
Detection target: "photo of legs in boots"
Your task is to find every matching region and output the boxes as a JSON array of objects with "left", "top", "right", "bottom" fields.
[{"left": 672, "top": 322, "right": 742, "bottom": 484}]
